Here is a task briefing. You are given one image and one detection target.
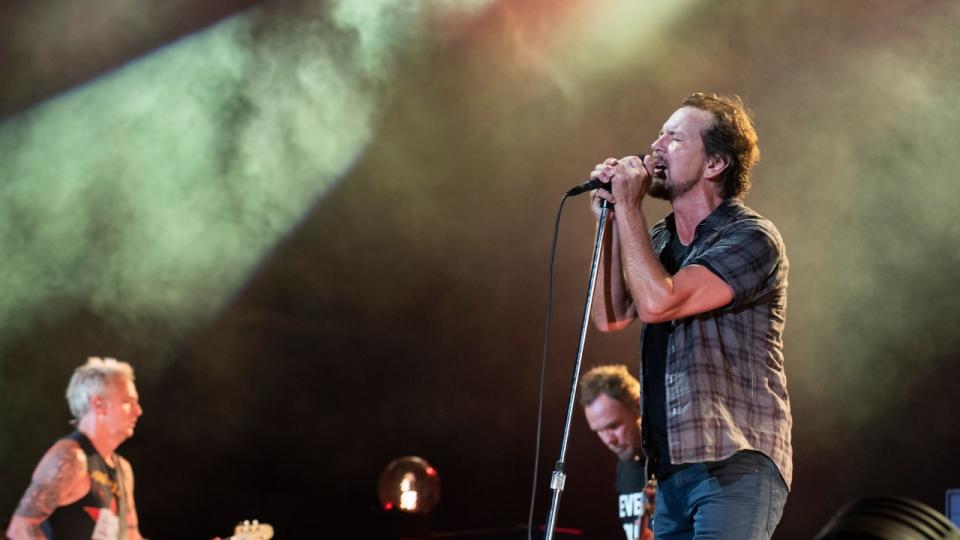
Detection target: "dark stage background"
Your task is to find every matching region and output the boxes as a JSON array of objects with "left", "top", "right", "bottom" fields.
[{"left": 2, "top": 1, "right": 960, "bottom": 538}]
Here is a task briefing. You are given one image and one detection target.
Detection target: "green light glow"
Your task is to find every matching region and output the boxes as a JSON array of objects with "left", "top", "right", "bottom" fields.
[{"left": 0, "top": 0, "right": 490, "bottom": 347}]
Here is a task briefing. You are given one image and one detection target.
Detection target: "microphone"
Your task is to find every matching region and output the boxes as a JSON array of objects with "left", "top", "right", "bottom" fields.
[
  {"left": 565, "top": 178, "right": 605, "bottom": 197},
  {"left": 565, "top": 154, "right": 647, "bottom": 196}
]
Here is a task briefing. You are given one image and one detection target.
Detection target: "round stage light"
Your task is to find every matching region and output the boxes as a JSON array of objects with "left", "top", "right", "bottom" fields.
[{"left": 377, "top": 456, "right": 441, "bottom": 515}]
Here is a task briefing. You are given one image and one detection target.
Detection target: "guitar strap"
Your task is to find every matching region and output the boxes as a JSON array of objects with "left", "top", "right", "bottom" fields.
[{"left": 115, "top": 454, "right": 128, "bottom": 540}]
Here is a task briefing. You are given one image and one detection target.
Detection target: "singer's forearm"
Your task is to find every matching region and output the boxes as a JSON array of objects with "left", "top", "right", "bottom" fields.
[
  {"left": 616, "top": 207, "right": 677, "bottom": 323},
  {"left": 615, "top": 204, "right": 737, "bottom": 323},
  {"left": 592, "top": 221, "right": 637, "bottom": 331}
]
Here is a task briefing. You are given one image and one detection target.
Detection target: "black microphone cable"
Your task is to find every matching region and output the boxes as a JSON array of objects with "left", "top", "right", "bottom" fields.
[{"left": 526, "top": 189, "right": 571, "bottom": 540}]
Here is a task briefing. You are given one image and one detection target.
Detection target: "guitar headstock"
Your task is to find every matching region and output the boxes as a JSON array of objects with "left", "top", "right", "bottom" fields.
[{"left": 231, "top": 519, "right": 274, "bottom": 540}]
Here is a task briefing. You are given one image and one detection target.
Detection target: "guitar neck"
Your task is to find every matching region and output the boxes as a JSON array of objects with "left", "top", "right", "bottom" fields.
[{"left": 227, "top": 520, "right": 274, "bottom": 540}]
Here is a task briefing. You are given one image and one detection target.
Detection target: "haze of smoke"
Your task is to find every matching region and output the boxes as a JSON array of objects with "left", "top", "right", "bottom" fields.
[
  {"left": 485, "top": 0, "right": 692, "bottom": 111},
  {"left": 767, "top": 4, "right": 960, "bottom": 430},
  {"left": 0, "top": 0, "right": 487, "bottom": 352}
]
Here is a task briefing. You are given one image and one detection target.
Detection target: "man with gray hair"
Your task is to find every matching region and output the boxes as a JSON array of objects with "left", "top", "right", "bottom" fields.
[
  {"left": 580, "top": 364, "right": 654, "bottom": 540},
  {"left": 7, "top": 357, "right": 146, "bottom": 540}
]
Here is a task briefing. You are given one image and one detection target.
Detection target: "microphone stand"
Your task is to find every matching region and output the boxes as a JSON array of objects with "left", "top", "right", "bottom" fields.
[{"left": 543, "top": 199, "right": 611, "bottom": 540}]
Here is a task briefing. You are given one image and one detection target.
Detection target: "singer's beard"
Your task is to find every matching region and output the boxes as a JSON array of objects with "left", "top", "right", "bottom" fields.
[{"left": 649, "top": 173, "right": 697, "bottom": 202}]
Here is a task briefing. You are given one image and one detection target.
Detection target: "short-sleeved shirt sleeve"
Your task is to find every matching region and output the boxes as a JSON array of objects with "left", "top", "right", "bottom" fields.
[{"left": 689, "top": 219, "right": 785, "bottom": 310}]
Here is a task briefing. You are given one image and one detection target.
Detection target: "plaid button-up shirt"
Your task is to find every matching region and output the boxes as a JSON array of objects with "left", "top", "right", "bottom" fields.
[{"left": 641, "top": 199, "right": 793, "bottom": 488}]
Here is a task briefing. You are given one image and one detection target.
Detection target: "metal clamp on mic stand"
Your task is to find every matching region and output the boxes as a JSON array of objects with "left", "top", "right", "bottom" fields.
[{"left": 543, "top": 195, "right": 612, "bottom": 540}]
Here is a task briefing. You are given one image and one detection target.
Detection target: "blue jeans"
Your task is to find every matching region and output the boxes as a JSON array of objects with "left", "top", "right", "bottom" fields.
[{"left": 652, "top": 451, "right": 787, "bottom": 540}]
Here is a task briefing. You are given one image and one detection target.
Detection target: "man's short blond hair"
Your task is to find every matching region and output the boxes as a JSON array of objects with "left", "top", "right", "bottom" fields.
[{"left": 65, "top": 357, "right": 135, "bottom": 421}]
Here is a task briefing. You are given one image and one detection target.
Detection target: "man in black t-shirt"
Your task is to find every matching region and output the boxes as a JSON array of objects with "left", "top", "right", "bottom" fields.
[{"left": 580, "top": 365, "right": 654, "bottom": 540}]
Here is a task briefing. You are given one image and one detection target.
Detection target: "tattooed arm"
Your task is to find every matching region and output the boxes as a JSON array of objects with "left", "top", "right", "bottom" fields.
[
  {"left": 118, "top": 456, "right": 146, "bottom": 540},
  {"left": 6, "top": 439, "right": 89, "bottom": 540}
]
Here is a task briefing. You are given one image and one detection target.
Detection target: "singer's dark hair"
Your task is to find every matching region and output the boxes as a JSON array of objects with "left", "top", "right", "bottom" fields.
[{"left": 682, "top": 93, "right": 760, "bottom": 199}]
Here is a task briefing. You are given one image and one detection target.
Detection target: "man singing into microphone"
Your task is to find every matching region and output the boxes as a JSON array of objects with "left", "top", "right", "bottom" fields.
[{"left": 588, "top": 93, "right": 791, "bottom": 539}]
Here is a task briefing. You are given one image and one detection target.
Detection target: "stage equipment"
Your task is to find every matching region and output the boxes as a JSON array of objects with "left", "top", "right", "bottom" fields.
[
  {"left": 948, "top": 489, "right": 960, "bottom": 528},
  {"left": 815, "top": 496, "right": 960, "bottom": 539},
  {"left": 377, "top": 455, "right": 440, "bottom": 514},
  {"left": 376, "top": 456, "right": 441, "bottom": 539}
]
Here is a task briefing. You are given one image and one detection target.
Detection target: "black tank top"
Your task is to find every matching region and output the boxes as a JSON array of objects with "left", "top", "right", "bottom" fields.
[{"left": 42, "top": 431, "right": 128, "bottom": 540}]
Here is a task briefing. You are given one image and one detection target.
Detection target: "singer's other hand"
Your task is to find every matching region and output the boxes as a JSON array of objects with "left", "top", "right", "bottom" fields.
[
  {"left": 590, "top": 157, "right": 619, "bottom": 220},
  {"left": 610, "top": 154, "right": 653, "bottom": 210}
]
